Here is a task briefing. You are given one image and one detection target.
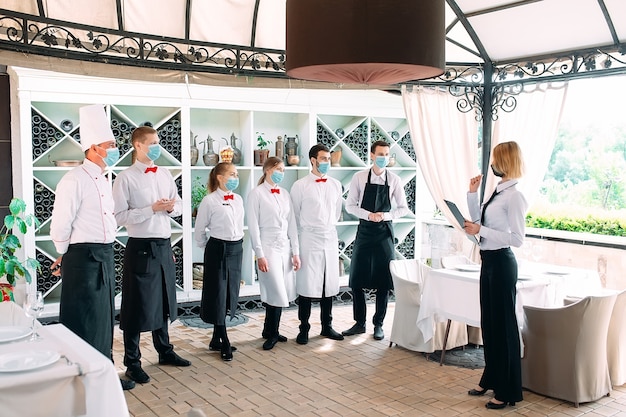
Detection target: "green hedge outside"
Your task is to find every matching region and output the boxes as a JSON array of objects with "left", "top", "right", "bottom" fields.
[{"left": 526, "top": 211, "right": 626, "bottom": 237}]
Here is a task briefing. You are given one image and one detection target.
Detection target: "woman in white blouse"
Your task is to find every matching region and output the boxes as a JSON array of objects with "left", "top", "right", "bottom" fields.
[
  {"left": 194, "top": 162, "right": 244, "bottom": 361},
  {"left": 246, "top": 157, "right": 301, "bottom": 350},
  {"left": 464, "top": 141, "right": 528, "bottom": 409}
]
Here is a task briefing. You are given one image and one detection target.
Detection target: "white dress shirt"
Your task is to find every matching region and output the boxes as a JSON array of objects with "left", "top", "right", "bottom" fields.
[
  {"left": 246, "top": 181, "right": 299, "bottom": 258},
  {"left": 50, "top": 159, "right": 117, "bottom": 254},
  {"left": 290, "top": 173, "right": 343, "bottom": 233},
  {"left": 112, "top": 160, "right": 182, "bottom": 238},
  {"left": 467, "top": 179, "right": 528, "bottom": 251},
  {"left": 345, "top": 168, "right": 410, "bottom": 220},
  {"left": 194, "top": 188, "right": 244, "bottom": 247}
]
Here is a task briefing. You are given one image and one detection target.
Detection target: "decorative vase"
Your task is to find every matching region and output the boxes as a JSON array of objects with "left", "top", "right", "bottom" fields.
[
  {"left": 275, "top": 135, "right": 284, "bottom": 159},
  {"left": 220, "top": 146, "right": 235, "bottom": 163},
  {"left": 254, "top": 149, "right": 270, "bottom": 166},
  {"left": 285, "top": 135, "right": 299, "bottom": 159},
  {"left": 331, "top": 148, "right": 342, "bottom": 167},
  {"left": 230, "top": 133, "right": 242, "bottom": 165},
  {"left": 201, "top": 135, "right": 219, "bottom": 166},
  {"left": 190, "top": 132, "right": 199, "bottom": 166},
  {"left": 387, "top": 153, "right": 397, "bottom": 167}
]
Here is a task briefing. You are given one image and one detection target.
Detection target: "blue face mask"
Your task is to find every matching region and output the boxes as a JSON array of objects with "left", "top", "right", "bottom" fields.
[
  {"left": 375, "top": 156, "right": 390, "bottom": 169},
  {"left": 145, "top": 144, "right": 161, "bottom": 161},
  {"left": 270, "top": 171, "right": 284, "bottom": 185},
  {"left": 225, "top": 177, "right": 239, "bottom": 191},
  {"left": 101, "top": 147, "right": 120, "bottom": 166},
  {"left": 317, "top": 161, "right": 330, "bottom": 175}
]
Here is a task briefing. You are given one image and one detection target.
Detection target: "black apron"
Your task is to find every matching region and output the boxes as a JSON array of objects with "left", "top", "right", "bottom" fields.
[
  {"left": 119, "top": 237, "right": 178, "bottom": 333},
  {"left": 59, "top": 243, "right": 115, "bottom": 358},
  {"left": 200, "top": 237, "right": 243, "bottom": 325},
  {"left": 349, "top": 170, "right": 395, "bottom": 291}
]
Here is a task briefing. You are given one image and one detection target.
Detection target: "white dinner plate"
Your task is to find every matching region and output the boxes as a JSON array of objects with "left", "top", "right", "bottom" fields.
[
  {"left": 0, "top": 326, "right": 32, "bottom": 343},
  {"left": 454, "top": 264, "right": 481, "bottom": 272},
  {"left": 0, "top": 350, "right": 60, "bottom": 372}
]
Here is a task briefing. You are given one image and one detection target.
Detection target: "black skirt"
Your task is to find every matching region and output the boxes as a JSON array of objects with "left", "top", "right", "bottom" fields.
[{"left": 200, "top": 237, "right": 243, "bottom": 325}]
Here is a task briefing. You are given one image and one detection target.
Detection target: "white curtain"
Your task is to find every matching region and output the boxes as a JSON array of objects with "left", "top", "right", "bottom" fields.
[
  {"left": 401, "top": 85, "right": 479, "bottom": 234},
  {"left": 489, "top": 83, "right": 569, "bottom": 206}
]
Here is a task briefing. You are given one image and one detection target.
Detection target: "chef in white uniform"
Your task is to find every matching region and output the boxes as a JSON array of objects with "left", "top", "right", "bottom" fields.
[
  {"left": 247, "top": 156, "right": 301, "bottom": 350},
  {"left": 290, "top": 144, "right": 344, "bottom": 344}
]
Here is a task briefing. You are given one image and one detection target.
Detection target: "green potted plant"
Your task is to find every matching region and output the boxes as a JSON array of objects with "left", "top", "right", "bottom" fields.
[
  {"left": 254, "top": 132, "right": 272, "bottom": 166},
  {"left": 0, "top": 198, "right": 40, "bottom": 302},
  {"left": 191, "top": 176, "right": 208, "bottom": 218}
]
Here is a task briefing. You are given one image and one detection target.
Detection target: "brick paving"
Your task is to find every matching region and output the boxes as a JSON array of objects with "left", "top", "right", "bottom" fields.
[{"left": 114, "top": 303, "right": 626, "bottom": 417}]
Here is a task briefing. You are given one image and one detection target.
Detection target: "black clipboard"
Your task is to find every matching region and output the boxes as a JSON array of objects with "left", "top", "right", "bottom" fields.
[{"left": 444, "top": 199, "right": 479, "bottom": 244}]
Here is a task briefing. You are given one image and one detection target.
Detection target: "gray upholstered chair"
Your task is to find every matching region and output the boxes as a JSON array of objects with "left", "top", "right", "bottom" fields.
[
  {"left": 389, "top": 259, "right": 467, "bottom": 353},
  {"left": 608, "top": 289, "right": 626, "bottom": 387},
  {"left": 521, "top": 294, "right": 617, "bottom": 407}
]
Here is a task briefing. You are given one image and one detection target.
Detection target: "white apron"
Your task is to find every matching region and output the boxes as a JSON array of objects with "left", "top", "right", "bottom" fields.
[
  {"left": 296, "top": 226, "right": 340, "bottom": 298},
  {"left": 258, "top": 231, "right": 297, "bottom": 307}
]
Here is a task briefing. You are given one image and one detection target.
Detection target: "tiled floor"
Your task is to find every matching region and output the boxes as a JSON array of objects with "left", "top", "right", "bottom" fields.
[{"left": 114, "top": 303, "right": 626, "bottom": 417}]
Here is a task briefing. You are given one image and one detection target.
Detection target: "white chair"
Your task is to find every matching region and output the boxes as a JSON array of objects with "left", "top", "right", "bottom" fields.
[
  {"left": 389, "top": 259, "right": 467, "bottom": 353},
  {"left": 608, "top": 289, "right": 626, "bottom": 387},
  {"left": 0, "top": 300, "right": 35, "bottom": 327}
]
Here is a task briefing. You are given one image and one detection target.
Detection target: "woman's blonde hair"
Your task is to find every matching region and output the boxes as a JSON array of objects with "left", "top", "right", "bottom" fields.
[
  {"left": 257, "top": 156, "right": 283, "bottom": 185},
  {"left": 208, "top": 162, "right": 234, "bottom": 192},
  {"left": 491, "top": 141, "right": 524, "bottom": 179}
]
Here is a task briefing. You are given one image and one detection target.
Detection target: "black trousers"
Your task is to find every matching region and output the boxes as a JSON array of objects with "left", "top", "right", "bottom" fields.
[
  {"left": 123, "top": 318, "right": 174, "bottom": 368},
  {"left": 298, "top": 296, "right": 334, "bottom": 329},
  {"left": 478, "top": 247, "right": 523, "bottom": 404},
  {"left": 351, "top": 288, "right": 389, "bottom": 327}
]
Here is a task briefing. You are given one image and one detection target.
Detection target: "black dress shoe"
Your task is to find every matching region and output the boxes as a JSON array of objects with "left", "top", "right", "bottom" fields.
[
  {"left": 321, "top": 327, "right": 344, "bottom": 340},
  {"left": 125, "top": 365, "right": 150, "bottom": 383},
  {"left": 296, "top": 330, "right": 309, "bottom": 345},
  {"left": 262, "top": 333, "right": 288, "bottom": 342},
  {"left": 221, "top": 345, "right": 233, "bottom": 361},
  {"left": 159, "top": 352, "right": 191, "bottom": 367},
  {"left": 209, "top": 342, "right": 237, "bottom": 352},
  {"left": 120, "top": 378, "right": 136, "bottom": 391},
  {"left": 263, "top": 336, "right": 279, "bottom": 350},
  {"left": 468, "top": 388, "right": 488, "bottom": 396},
  {"left": 373, "top": 325, "right": 384, "bottom": 340},
  {"left": 485, "top": 401, "right": 514, "bottom": 409},
  {"left": 342, "top": 324, "right": 366, "bottom": 336}
]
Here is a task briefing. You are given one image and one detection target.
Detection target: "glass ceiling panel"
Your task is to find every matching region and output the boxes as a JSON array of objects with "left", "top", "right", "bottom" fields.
[
  {"left": 190, "top": 0, "right": 255, "bottom": 46},
  {"left": 469, "top": 0, "right": 613, "bottom": 62},
  {"left": 605, "top": 0, "right": 626, "bottom": 41},
  {"left": 46, "top": 0, "right": 117, "bottom": 30},
  {"left": 125, "top": 0, "right": 186, "bottom": 39}
]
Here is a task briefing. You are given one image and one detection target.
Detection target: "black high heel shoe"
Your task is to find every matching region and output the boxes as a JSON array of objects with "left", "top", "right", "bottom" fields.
[
  {"left": 468, "top": 388, "right": 488, "bottom": 396},
  {"left": 221, "top": 345, "right": 233, "bottom": 361},
  {"left": 485, "top": 400, "right": 515, "bottom": 409}
]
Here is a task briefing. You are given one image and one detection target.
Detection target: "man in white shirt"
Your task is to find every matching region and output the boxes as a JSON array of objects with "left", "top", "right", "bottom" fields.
[
  {"left": 290, "top": 144, "right": 344, "bottom": 344},
  {"left": 342, "top": 140, "right": 409, "bottom": 341},
  {"left": 113, "top": 126, "right": 190, "bottom": 384},
  {"left": 50, "top": 104, "right": 135, "bottom": 390}
]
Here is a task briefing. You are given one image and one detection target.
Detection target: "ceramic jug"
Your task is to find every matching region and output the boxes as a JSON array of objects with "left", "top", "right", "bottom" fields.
[
  {"left": 190, "top": 132, "right": 199, "bottom": 166},
  {"left": 275, "top": 135, "right": 284, "bottom": 159},
  {"left": 230, "top": 132, "right": 242, "bottom": 165},
  {"left": 202, "top": 135, "right": 219, "bottom": 166}
]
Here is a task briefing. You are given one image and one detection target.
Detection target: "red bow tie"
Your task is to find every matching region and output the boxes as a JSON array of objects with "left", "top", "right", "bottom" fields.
[
  {"left": 224, "top": 194, "right": 234, "bottom": 201},
  {"left": 271, "top": 188, "right": 280, "bottom": 194},
  {"left": 316, "top": 178, "right": 327, "bottom": 183},
  {"left": 145, "top": 166, "right": 158, "bottom": 173}
]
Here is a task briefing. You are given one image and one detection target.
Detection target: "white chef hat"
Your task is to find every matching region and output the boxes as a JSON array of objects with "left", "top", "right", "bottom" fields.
[{"left": 79, "top": 104, "right": 114, "bottom": 151}]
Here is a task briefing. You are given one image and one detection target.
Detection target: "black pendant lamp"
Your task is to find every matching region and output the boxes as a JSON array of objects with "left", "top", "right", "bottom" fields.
[{"left": 286, "top": 0, "right": 445, "bottom": 86}]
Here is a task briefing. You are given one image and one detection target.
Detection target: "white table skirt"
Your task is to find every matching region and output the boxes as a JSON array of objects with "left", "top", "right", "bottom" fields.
[
  {"left": 0, "top": 322, "right": 129, "bottom": 417},
  {"left": 416, "top": 262, "right": 601, "bottom": 343}
]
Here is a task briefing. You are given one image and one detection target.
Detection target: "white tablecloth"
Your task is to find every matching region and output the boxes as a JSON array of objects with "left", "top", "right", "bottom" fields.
[
  {"left": 0, "top": 322, "right": 129, "bottom": 417},
  {"left": 416, "top": 262, "right": 601, "bottom": 343}
]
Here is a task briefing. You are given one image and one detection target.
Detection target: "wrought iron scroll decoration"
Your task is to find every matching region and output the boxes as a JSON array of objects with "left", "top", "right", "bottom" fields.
[{"left": 0, "top": 11, "right": 286, "bottom": 77}]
